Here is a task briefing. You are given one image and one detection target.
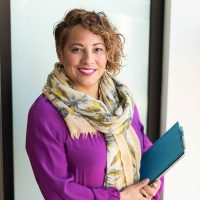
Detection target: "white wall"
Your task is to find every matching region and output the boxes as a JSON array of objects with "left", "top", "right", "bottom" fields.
[{"left": 161, "top": 0, "right": 200, "bottom": 199}]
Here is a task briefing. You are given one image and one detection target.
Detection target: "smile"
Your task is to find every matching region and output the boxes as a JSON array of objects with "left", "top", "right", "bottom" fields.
[{"left": 78, "top": 68, "right": 96, "bottom": 76}]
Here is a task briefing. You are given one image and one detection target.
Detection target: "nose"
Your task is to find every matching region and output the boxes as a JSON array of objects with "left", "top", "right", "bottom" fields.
[{"left": 81, "top": 50, "right": 94, "bottom": 66}]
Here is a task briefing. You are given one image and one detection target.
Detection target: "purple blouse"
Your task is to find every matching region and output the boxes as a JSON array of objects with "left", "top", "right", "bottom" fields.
[{"left": 26, "top": 94, "right": 164, "bottom": 200}]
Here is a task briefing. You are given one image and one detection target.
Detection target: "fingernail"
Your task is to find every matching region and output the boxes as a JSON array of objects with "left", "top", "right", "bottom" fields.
[{"left": 145, "top": 178, "right": 150, "bottom": 183}]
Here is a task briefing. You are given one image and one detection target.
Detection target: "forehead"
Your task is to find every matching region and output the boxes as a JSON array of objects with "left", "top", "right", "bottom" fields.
[{"left": 66, "top": 24, "right": 105, "bottom": 45}]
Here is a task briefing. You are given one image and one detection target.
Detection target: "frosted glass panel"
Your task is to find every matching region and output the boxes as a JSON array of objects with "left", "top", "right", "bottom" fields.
[{"left": 11, "top": 0, "right": 150, "bottom": 199}]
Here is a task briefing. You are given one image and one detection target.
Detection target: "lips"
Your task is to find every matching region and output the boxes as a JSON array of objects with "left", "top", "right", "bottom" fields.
[{"left": 78, "top": 68, "right": 96, "bottom": 76}]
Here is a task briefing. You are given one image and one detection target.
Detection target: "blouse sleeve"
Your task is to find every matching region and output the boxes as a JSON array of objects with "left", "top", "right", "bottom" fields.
[
  {"left": 131, "top": 105, "right": 164, "bottom": 200},
  {"left": 25, "top": 98, "right": 119, "bottom": 200}
]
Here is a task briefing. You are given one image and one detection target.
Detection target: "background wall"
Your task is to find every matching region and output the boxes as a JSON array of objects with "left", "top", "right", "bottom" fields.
[
  {"left": 11, "top": 1, "right": 151, "bottom": 199},
  {"left": 161, "top": 0, "right": 200, "bottom": 199}
]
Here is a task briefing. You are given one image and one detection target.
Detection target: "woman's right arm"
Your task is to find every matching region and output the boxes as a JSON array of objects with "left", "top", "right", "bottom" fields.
[{"left": 25, "top": 97, "right": 119, "bottom": 200}]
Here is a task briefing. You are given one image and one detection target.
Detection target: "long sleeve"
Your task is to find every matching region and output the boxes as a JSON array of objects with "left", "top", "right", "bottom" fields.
[
  {"left": 132, "top": 105, "right": 164, "bottom": 200},
  {"left": 26, "top": 95, "right": 120, "bottom": 200}
]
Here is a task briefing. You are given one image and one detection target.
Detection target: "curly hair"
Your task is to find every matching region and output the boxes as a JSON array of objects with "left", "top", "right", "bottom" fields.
[{"left": 54, "top": 8, "right": 125, "bottom": 75}]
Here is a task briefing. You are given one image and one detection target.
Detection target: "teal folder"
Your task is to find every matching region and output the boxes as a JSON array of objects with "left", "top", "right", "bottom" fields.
[{"left": 140, "top": 122, "right": 185, "bottom": 185}]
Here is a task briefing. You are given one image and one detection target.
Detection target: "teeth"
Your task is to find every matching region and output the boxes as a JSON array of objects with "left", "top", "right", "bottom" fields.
[{"left": 79, "top": 69, "right": 95, "bottom": 73}]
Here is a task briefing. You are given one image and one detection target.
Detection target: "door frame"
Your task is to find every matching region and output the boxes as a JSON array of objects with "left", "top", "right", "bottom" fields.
[
  {"left": 147, "top": 0, "right": 165, "bottom": 142},
  {"left": 0, "top": 0, "right": 14, "bottom": 199}
]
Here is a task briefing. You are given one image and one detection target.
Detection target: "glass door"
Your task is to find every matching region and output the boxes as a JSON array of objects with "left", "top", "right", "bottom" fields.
[{"left": 11, "top": 0, "right": 151, "bottom": 199}]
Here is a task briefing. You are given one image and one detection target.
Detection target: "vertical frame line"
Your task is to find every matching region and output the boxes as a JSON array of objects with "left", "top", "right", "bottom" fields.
[
  {"left": 0, "top": 0, "right": 14, "bottom": 199},
  {"left": 147, "top": 0, "right": 165, "bottom": 143}
]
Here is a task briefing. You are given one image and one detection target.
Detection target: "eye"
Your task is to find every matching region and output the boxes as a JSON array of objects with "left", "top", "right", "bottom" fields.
[
  {"left": 94, "top": 48, "right": 104, "bottom": 52},
  {"left": 71, "top": 48, "right": 82, "bottom": 52}
]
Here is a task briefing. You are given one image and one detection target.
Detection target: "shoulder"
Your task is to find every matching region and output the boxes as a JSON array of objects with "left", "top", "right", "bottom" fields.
[
  {"left": 131, "top": 104, "right": 141, "bottom": 128},
  {"left": 29, "top": 94, "right": 61, "bottom": 120},
  {"left": 131, "top": 104, "right": 153, "bottom": 152},
  {"left": 27, "top": 94, "right": 68, "bottom": 142}
]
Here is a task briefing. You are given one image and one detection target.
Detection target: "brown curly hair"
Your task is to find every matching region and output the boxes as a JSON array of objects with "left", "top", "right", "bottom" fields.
[{"left": 54, "top": 8, "right": 125, "bottom": 75}]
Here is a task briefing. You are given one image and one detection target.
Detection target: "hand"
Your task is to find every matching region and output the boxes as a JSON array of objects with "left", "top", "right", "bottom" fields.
[
  {"left": 120, "top": 179, "right": 150, "bottom": 200},
  {"left": 140, "top": 179, "right": 161, "bottom": 199}
]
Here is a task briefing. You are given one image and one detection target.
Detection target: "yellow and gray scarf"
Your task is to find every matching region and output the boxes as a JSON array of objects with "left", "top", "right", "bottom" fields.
[{"left": 43, "top": 62, "right": 141, "bottom": 191}]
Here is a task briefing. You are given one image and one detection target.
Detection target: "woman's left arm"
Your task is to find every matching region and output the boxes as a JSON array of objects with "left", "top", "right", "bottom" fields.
[{"left": 131, "top": 104, "right": 164, "bottom": 200}]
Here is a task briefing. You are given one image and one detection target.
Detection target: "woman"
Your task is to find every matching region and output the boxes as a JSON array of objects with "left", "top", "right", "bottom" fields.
[{"left": 26, "top": 9, "right": 163, "bottom": 200}]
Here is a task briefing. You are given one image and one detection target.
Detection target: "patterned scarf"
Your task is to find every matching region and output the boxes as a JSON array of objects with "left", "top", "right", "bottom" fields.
[{"left": 43, "top": 62, "right": 141, "bottom": 191}]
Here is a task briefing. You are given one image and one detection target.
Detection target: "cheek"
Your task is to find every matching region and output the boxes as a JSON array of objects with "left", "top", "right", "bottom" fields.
[
  {"left": 64, "top": 64, "right": 77, "bottom": 73},
  {"left": 98, "top": 55, "right": 107, "bottom": 67},
  {"left": 63, "top": 61, "right": 77, "bottom": 76},
  {"left": 64, "top": 55, "right": 78, "bottom": 66},
  {"left": 62, "top": 51, "right": 80, "bottom": 66}
]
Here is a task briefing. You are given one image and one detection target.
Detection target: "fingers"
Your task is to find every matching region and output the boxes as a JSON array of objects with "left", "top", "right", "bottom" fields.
[
  {"left": 140, "top": 188, "right": 151, "bottom": 199},
  {"left": 137, "top": 179, "right": 150, "bottom": 189},
  {"left": 151, "top": 179, "right": 161, "bottom": 189},
  {"left": 142, "top": 179, "right": 161, "bottom": 198}
]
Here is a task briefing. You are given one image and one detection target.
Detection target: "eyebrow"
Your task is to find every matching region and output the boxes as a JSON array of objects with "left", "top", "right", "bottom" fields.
[
  {"left": 69, "top": 43, "right": 105, "bottom": 47},
  {"left": 93, "top": 43, "right": 105, "bottom": 46}
]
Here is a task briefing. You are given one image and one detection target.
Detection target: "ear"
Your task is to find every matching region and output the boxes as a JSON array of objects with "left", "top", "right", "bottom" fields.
[{"left": 56, "top": 47, "right": 63, "bottom": 63}]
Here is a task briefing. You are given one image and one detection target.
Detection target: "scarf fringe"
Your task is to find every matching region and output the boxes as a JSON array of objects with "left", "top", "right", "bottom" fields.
[{"left": 70, "top": 131, "right": 100, "bottom": 139}]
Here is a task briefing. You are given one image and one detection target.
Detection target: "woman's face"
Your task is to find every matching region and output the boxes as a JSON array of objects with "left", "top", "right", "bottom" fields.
[{"left": 57, "top": 24, "right": 107, "bottom": 93}]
